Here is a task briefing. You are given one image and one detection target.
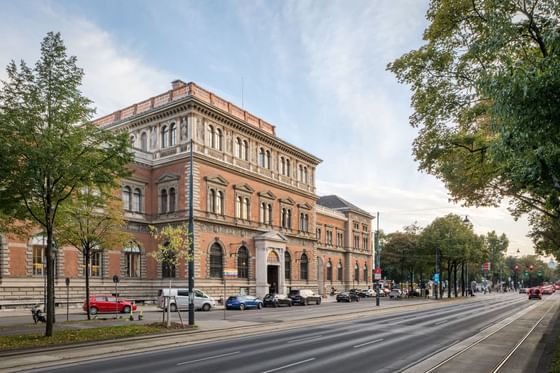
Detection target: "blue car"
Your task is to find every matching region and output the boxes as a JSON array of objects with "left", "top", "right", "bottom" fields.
[{"left": 225, "top": 295, "right": 263, "bottom": 310}]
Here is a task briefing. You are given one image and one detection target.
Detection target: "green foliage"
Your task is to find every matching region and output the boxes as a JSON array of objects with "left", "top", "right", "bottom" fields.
[
  {"left": 0, "top": 32, "right": 132, "bottom": 336},
  {"left": 388, "top": 0, "right": 560, "bottom": 258},
  {"left": 149, "top": 223, "right": 193, "bottom": 268}
]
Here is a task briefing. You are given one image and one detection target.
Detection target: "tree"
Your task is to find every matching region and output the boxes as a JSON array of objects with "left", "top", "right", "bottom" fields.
[
  {"left": 0, "top": 32, "right": 132, "bottom": 336},
  {"left": 55, "top": 186, "right": 131, "bottom": 320},
  {"left": 483, "top": 231, "right": 509, "bottom": 287},
  {"left": 388, "top": 0, "right": 560, "bottom": 257},
  {"left": 149, "top": 224, "right": 192, "bottom": 327}
]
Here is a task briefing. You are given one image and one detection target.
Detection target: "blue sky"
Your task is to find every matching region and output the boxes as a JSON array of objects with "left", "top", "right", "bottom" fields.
[{"left": 0, "top": 0, "right": 534, "bottom": 255}]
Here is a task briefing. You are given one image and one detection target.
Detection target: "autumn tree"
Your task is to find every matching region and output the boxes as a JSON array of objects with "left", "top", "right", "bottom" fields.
[
  {"left": 55, "top": 186, "right": 131, "bottom": 319},
  {"left": 0, "top": 32, "right": 131, "bottom": 336},
  {"left": 388, "top": 0, "right": 560, "bottom": 258},
  {"left": 149, "top": 224, "right": 192, "bottom": 327}
]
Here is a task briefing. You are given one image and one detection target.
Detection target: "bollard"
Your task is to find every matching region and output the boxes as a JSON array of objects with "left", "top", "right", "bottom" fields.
[
  {"left": 129, "top": 308, "right": 134, "bottom": 321},
  {"left": 138, "top": 310, "right": 143, "bottom": 321}
]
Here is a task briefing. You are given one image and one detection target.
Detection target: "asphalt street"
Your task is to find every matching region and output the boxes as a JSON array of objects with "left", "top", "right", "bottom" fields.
[{"left": 27, "top": 293, "right": 551, "bottom": 373}]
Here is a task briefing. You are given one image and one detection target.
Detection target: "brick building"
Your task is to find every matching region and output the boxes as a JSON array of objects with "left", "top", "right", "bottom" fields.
[{"left": 0, "top": 80, "right": 374, "bottom": 308}]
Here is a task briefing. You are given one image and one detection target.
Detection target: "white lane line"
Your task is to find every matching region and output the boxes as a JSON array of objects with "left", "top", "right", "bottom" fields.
[
  {"left": 261, "top": 357, "right": 316, "bottom": 373},
  {"left": 177, "top": 351, "right": 240, "bottom": 365},
  {"left": 434, "top": 320, "right": 447, "bottom": 325},
  {"left": 353, "top": 338, "right": 384, "bottom": 348},
  {"left": 288, "top": 335, "right": 323, "bottom": 343}
]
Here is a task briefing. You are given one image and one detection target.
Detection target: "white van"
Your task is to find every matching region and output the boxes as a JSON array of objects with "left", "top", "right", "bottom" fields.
[{"left": 157, "top": 288, "right": 216, "bottom": 312}]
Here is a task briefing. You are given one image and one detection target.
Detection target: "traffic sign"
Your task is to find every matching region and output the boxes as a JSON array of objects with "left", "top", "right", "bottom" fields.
[
  {"left": 434, "top": 273, "right": 440, "bottom": 284},
  {"left": 482, "top": 262, "right": 491, "bottom": 272},
  {"left": 374, "top": 267, "right": 381, "bottom": 280}
]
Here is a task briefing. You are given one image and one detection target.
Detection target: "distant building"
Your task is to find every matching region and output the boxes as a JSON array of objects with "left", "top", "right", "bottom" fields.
[{"left": 0, "top": 80, "right": 374, "bottom": 308}]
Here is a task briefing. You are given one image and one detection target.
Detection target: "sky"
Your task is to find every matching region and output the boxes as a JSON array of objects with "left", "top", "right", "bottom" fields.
[{"left": 0, "top": 0, "right": 535, "bottom": 256}]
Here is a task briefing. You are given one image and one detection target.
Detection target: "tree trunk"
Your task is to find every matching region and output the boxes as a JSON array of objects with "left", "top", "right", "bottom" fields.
[
  {"left": 447, "top": 260, "right": 452, "bottom": 298},
  {"left": 167, "top": 277, "right": 172, "bottom": 328},
  {"left": 461, "top": 262, "right": 465, "bottom": 297},
  {"left": 453, "top": 263, "right": 458, "bottom": 298},
  {"left": 46, "top": 224, "right": 55, "bottom": 337},
  {"left": 85, "top": 248, "right": 91, "bottom": 320}
]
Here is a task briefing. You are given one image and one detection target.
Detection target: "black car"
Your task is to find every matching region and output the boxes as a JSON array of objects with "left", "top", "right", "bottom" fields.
[
  {"left": 263, "top": 293, "right": 292, "bottom": 307},
  {"left": 349, "top": 289, "right": 368, "bottom": 298},
  {"left": 288, "top": 289, "right": 322, "bottom": 305},
  {"left": 336, "top": 291, "right": 360, "bottom": 302}
]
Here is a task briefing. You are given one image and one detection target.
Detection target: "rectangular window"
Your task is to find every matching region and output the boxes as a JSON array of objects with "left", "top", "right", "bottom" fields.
[
  {"left": 354, "top": 234, "right": 360, "bottom": 249},
  {"left": 316, "top": 228, "right": 321, "bottom": 242},
  {"left": 126, "top": 253, "right": 141, "bottom": 277},
  {"left": 83, "top": 251, "right": 101, "bottom": 277},
  {"left": 32, "top": 246, "right": 45, "bottom": 276},
  {"left": 363, "top": 237, "right": 369, "bottom": 250}
]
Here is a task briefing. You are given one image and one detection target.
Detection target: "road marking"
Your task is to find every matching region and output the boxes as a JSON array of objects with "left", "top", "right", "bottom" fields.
[
  {"left": 353, "top": 338, "right": 384, "bottom": 348},
  {"left": 434, "top": 320, "right": 447, "bottom": 325},
  {"left": 261, "top": 357, "right": 316, "bottom": 373},
  {"left": 288, "top": 335, "right": 323, "bottom": 343},
  {"left": 177, "top": 351, "right": 240, "bottom": 365}
]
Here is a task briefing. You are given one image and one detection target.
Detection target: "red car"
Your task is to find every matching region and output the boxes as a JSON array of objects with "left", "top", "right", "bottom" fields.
[
  {"left": 541, "top": 285, "right": 555, "bottom": 295},
  {"left": 83, "top": 294, "right": 137, "bottom": 315},
  {"left": 528, "top": 288, "right": 542, "bottom": 300}
]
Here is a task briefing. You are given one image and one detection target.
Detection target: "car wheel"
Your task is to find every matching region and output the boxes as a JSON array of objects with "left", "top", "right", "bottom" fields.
[
  {"left": 257, "top": 303, "right": 263, "bottom": 310},
  {"left": 356, "top": 298, "right": 359, "bottom": 302},
  {"left": 170, "top": 303, "right": 178, "bottom": 312},
  {"left": 122, "top": 305, "right": 131, "bottom": 314},
  {"left": 337, "top": 300, "right": 340, "bottom": 303},
  {"left": 239, "top": 304, "right": 246, "bottom": 311},
  {"left": 288, "top": 302, "right": 292, "bottom": 307},
  {"left": 202, "top": 303, "right": 211, "bottom": 312},
  {"left": 89, "top": 307, "right": 98, "bottom": 315}
]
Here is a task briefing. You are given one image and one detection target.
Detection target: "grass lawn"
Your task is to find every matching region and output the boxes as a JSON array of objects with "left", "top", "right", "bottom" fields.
[
  {"left": 552, "top": 336, "right": 560, "bottom": 373},
  {"left": 0, "top": 323, "right": 195, "bottom": 351}
]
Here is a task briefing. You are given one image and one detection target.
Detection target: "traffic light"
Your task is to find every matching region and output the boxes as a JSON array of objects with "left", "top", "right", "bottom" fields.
[
  {"left": 538, "top": 270, "right": 543, "bottom": 277},
  {"left": 529, "top": 264, "right": 534, "bottom": 271}
]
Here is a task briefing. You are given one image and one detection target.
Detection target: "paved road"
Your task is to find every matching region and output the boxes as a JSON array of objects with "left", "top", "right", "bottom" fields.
[{"left": 27, "top": 293, "right": 552, "bottom": 373}]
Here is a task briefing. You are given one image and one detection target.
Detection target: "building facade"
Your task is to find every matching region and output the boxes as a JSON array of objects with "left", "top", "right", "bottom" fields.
[{"left": 0, "top": 80, "right": 374, "bottom": 308}]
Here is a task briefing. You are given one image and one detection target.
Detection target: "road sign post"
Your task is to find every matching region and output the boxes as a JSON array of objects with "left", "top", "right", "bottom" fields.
[
  {"left": 112, "top": 275, "right": 119, "bottom": 319},
  {"left": 223, "top": 269, "right": 238, "bottom": 320},
  {"left": 65, "top": 277, "right": 70, "bottom": 321}
]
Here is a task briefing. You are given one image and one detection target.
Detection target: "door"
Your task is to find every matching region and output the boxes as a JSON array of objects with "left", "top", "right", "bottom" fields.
[{"left": 267, "top": 265, "right": 279, "bottom": 293}]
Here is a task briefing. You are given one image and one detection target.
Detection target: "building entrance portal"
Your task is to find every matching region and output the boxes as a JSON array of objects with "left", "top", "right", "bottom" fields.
[{"left": 267, "top": 265, "right": 279, "bottom": 293}]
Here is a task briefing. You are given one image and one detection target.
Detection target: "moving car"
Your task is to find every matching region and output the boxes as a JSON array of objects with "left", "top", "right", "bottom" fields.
[
  {"left": 157, "top": 288, "right": 216, "bottom": 312},
  {"left": 541, "top": 285, "right": 555, "bottom": 295},
  {"left": 336, "top": 291, "right": 360, "bottom": 302},
  {"left": 263, "top": 293, "right": 292, "bottom": 307},
  {"left": 528, "top": 287, "right": 542, "bottom": 300},
  {"left": 83, "top": 295, "right": 137, "bottom": 315},
  {"left": 288, "top": 289, "right": 322, "bottom": 305},
  {"left": 519, "top": 288, "right": 528, "bottom": 294},
  {"left": 226, "top": 295, "right": 263, "bottom": 310}
]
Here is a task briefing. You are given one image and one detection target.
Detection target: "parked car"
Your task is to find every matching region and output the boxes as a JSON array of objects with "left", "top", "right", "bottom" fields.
[
  {"left": 83, "top": 295, "right": 137, "bottom": 315},
  {"left": 519, "top": 288, "right": 528, "bottom": 294},
  {"left": 263, "top": 293, "right": 292, "bottom": 307},
  {"left": 225, "top": 295, "right": 263, "bottom": 310},
  {"left": 377, "top": 287, "right": 390, "bottom": 297},
  {"left": 288, "top": 289, "right": 322, "bottom": 305},
  {"left": 554, "top": 282, "right": 560, "bottom": 291},
  {"left": 157, "top": 288, "right": 216, "bottom": 312},
  {"left": 363, "top": 288, "right": 375, "bottom": 297},
  {"left": 528, "top": 288, "right": 542, "bottom": 300},
  {"left": 336, "top": 291, "right": 360, "bottom": 302},
  {"left": 389, "top": 289, "right": 403, "bottom": 299}
]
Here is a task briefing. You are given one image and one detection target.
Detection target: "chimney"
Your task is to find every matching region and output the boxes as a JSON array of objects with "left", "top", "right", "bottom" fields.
[{"left": 171, "top": 79, "right": 186, "bottom": 90}]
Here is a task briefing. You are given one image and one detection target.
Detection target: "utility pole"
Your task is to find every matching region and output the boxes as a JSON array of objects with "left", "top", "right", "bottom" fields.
[
  {"left": 375, "top": 212, "right": 381, "bottom": 307},
  {"left": 188, "top": 138, "right": 195, "bottom": 326}
]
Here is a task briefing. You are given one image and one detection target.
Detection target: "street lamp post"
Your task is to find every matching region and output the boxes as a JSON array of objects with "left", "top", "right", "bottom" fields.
[{"left": 375, "top": 212, "right": 381, "bottom": 307}]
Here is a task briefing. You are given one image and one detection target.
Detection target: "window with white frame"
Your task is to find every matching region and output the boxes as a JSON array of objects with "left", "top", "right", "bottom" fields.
[
  {"left": 125, "top": 246, "right": 141, "bottom": 278},
  {"left": 161, "top": 125, "right": 169, "bottom": 148},
  {"left": 337, "top": 231, "right": 344, "bottom": 247},
  {"left": 122, "top": 186, "right": 131, "bottom": 210},
  {"left": 132, "top": 188, "right": 142, "bottom": 212},
  {"left": 140, "top": 132, "right": 148, "bottom": 151},
  {"left": 83, "top": 251, "right": 101, "bottom": 277},
  {"left": 259, "top": 148, "right": 265, "bottom": 167},
  {"left": 170, "top": 123, "right": 177, "bottom": 146},
  {"left": 32, "top": 245, "right": 45, "bottom": 276},
  {"left": 242, "top": 140, "right": 249, "bottom": 160}
]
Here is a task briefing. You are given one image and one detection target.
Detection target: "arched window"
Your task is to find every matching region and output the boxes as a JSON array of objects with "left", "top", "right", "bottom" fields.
[
  {"left": 161, "top": 126, "right": 169, "bottom": 148},
  {"left": 216, "top": 191, "right": 223, "bottom": 214},
  {"left": 281, "top": 208, "right": 287, "bottom": 228},
  {"left": 237, "top": 246, "right": 249, "bottom": 278},
  {"left": 235, "top": 196, "right": 242, "bottom": 218},
  {"left": 129, "top": 135, "right": 135, "bottom": 147},
  {"left": 161, "top": 189, "right": 168, "bottom": 213},
  {"left": 267, "top": 204, "right": 272, "bottom": 225},
  {"left": 354, "top": 262, "right": 360, "bottom": 283},
  {"left": 243, "top": 140, "right": 249, "bottom": 160},
  {"left": 286, "top": 159, "right": 291, "bottom": 176},
  {"left": 280, "top": 157, "right": 285, "bottom": 175},
  {"left": 209, "top": 243, "right": 223, "bottom": 278},
  {"left": 133, "top": 188, "right": 142, "bottom": 212},
  {"left": 216, "top": 128, "right": 223, "bottom": 150},
  {"left": 169, "top": 188, "right": 176, "bottom": 213},
  {"left": 337, "top": 261, "right": 343, "bottom": 282},
  {"left": 259, "top": 148, "right": 265, "bottom": 167},
  {"left": 266, "top": 150, "right": 271, "bottom": 169},
  {"left": 206, "top": 125, "right": 214, "bottom": 147},
  {"left": 304, "top": 167, "right": 308, "bottom": 183},
  {"left": 363, "top": 264, "right": 368, "bottom": 283},
  {"left": 170, "top": 123, "right": 176, "bottom": 146},
  {"left": 243, "top": 198, "right": 250, "bottom": 220},
  {"left": 300, "top": 253, "right": 308, "bottom": 280},
  {"left": 209, "top": 189, "right": 216, "bottom": 213},
  {"left": 299, "top": 165, "right": 303, "bottom": 181},
  {"left": 285, "top": 251, "right": 291, "bottom": 280},
  {"left": 122, "top": 186, "right": 131, "bottom": 210},
  {"left": 140, "top": 132, "right": 148, "bottom": 151},
  {"left": 235, "top": 137, "right": 242, "bottom": 158},
  {"left": 327, "top": 260, "right": 333, "bottom": 281}
]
